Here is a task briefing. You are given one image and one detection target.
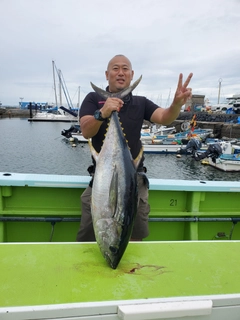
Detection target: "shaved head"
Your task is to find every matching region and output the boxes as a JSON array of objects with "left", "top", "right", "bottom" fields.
[{"left": 107, "top": 55, "right": 132, "bottom": 71}]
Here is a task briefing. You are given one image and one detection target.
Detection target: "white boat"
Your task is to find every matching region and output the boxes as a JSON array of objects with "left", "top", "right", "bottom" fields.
[
  {"left": 28, "top": 110, "right": 76, "bottom": 122},
  {"left": 207, "top": 142, "right": 240, "bottom": 172},
  {"left": 141, "top": 127, "right": 213, "bottom": 154},
  {"left": 141, "top": 125, "right": 175, "bottom": 140},
  {"left": 69, "top": 132, "right": 88, "bottom": 142},
  {"left": 28, "top": 110, "right": 78, "bottom": 122},
  {"left": 61, "top": 124, "right": 88, "bottom": 142},
  {"left": 142, "top": 142, "right": 185, "bottom": 154},
  {"left": 28, "top": 61, "right": 79, "bottom": 122}
]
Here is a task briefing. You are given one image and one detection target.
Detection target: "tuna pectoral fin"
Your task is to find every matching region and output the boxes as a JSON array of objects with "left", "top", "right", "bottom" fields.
[
  {"left": 133, "top": 147, "right": 144, "bottom": 169},
  {"left": 109, "top": 169, "right": 118, "bottom": 218}
]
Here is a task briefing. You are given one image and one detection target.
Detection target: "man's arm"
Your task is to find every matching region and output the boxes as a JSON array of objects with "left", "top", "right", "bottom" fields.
[{"left": 80, "top": 97, "right": 124, "bottom": 139}]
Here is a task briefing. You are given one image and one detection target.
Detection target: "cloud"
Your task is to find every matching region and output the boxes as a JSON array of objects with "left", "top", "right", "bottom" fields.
[{"left": 0, "top": 0, "right": 240, "bottom": 106}]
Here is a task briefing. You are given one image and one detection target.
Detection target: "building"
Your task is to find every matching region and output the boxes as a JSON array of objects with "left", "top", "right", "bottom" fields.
[{"left": 184, "top": 94, "right": 205, "bottom": 112}]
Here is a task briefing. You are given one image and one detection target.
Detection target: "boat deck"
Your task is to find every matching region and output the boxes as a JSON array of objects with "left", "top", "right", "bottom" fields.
[{"left": 1, "top": 241, "right": 240, "bottom": 308}]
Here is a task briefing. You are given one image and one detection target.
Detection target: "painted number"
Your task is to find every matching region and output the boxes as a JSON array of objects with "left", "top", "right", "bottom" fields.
[{"left": 170, "top": 199, "right": 178, "bottom": 206}]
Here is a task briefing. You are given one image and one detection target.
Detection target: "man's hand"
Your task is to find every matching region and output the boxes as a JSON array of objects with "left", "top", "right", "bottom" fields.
[
  {"left": 150, "top": 73, "right": 193, "bottom": 125},
  {"left": 100, "top": 97, "right": 124, "bottom": 118},
  {"left": 172, "top": 73, "right": 193, "bottom": 108}
]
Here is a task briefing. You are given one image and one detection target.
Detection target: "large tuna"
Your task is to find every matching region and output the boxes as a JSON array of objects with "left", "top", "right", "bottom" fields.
[{"left": 89, "top": 76, "right": 143, "bottom": 269}]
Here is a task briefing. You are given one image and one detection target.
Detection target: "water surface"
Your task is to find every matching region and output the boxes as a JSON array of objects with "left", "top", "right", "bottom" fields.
[{"left": 0, "top": 118, "right": 239, "bottom": 181}]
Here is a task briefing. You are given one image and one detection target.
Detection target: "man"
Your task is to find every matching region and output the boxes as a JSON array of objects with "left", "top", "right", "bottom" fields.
[{"left": 76, "top": 54, "right": 193, "bottom": 242}]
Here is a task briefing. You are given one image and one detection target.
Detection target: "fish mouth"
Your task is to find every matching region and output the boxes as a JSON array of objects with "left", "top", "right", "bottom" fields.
[{"left": 105, "top": 250, "right": 120, "bottom": 270}]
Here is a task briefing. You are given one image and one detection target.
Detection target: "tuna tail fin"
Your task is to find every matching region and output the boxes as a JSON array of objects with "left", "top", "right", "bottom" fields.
[{"left": 90, "top": 75, "right": 142, "bottom": 100}]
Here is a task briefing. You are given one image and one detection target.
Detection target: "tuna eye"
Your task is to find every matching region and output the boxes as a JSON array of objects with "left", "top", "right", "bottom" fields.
[{"left": 109, "top": 245, "right": 119, "bottom": 254}]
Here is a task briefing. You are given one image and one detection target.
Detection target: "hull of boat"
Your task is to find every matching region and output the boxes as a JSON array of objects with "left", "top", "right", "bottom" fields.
[
  {"left": 1, "top": 172, "right": 240, "bottom": 318},
  {"left": 1, "top": 172, "right": 240, "bottom": 242},
  {"left": 208, "top": 158, "right": 240, "bottom": 172},
  {"left": 142, "top": 143, "right": 184, "bottom": 154},
  {"left": 28, "top": 113, "right": 78, "bottom": 122},
  {"left": 70, "top": 133, "right": 88, "bottom": 142}
]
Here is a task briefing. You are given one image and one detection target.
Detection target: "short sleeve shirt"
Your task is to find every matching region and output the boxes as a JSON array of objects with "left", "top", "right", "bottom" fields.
[{"left": 80, "top": 92, "right": 160, "bottom": 160}]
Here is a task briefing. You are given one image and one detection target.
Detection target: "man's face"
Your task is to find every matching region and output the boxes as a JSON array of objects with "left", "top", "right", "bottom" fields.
[{"left": 105, "top": 56, "right": 134, "bottom": 93}]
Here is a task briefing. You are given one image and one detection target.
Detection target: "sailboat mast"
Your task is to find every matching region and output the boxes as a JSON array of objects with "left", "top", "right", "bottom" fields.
[
  {"left": 52, "top": 61, "right": 58, "bottom": 107},
  {"left": 58, "top": 69, "right": 63, "bottom": 106},
  {"left": 77, "top": 86, "right": 80, "bottom": 109}
]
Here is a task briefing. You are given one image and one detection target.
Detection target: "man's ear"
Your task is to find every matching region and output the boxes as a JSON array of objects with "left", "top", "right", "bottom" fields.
[{"left": 105, "top": 70, "right": 108, "bottom": 80}]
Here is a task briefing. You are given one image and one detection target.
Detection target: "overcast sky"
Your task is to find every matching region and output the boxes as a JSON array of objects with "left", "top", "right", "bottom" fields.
[{"left": 1, "top": 0, "right": 240, "bottom": 107}]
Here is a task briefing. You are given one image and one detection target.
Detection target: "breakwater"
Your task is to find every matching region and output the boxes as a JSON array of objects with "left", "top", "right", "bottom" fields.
[
  {"left": 171, "top": 112, "right": 240, "bottom": 139},
  {"left": 0, "top": 108, "right": 29, "bottom": 118}
]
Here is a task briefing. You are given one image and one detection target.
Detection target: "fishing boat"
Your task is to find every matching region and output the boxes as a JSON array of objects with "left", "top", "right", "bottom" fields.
[
  {"left": 186, "top": 138, "right": 240, "bottom": 172},
  {"left": 69, "top": 132, "right": 88, "bottom": 142},
  {"left": 61, "top": 124, "right": 88, "bottom": 142},
  {"left": 141, "top": 128, "right": 213, "bottom": 154},
  {"left": 142, "top": 140, "right": 187, "bottom": 154},
  {"left": 206, "top": 141, "right": 240, "bottom": 172},
  {"left": 0, "top": 171, "right": 240, "bottom": 319},
  {"left": 141, "top": 124, "right": 176, "bottom": 137}
]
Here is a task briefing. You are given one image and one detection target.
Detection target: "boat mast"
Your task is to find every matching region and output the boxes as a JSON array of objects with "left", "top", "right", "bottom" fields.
[
  {"left": 52, "top": 60, "right": 58, "bottom": 107},
  {"left": 56, "top": 68, "right": 74, "bottom": 109},
  {"left": 77, "top": 86, "right": 80, "bottom": 109},
  {"left": 58, "top": 69, "right": 63, "bottom": 106}
]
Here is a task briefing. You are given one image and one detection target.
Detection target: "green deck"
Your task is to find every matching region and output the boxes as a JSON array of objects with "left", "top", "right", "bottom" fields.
[{"left": 1, "top": 241, "right": 240, "bottom": 307}]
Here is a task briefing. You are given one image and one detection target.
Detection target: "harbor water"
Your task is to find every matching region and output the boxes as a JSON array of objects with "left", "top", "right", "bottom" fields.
[{"left": 0, "top": 118, "right": 240, "bottom": 181}]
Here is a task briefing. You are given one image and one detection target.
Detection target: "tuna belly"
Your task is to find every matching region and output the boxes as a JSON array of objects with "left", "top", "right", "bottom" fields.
[{"left": 91, "top": 150, "right": 137, "bottom": 268}]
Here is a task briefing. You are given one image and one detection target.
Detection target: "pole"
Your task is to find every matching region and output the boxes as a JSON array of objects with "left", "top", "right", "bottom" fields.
[{"left": 217, "top": 78, "right": 222, "bottom": 104}]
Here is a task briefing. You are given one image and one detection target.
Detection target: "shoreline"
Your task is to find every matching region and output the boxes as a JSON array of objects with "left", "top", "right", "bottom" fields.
[
  {"left": 0, "top": 108, "right": 29, "bottom": 118},
  {"left": 1, "top": 108, "right": 240, "bottom": 139}
]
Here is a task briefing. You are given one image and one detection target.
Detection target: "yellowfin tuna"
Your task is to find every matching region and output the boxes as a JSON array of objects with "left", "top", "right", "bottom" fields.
[{"left": 89, "top": 76, "right": 143, "bottom": 269}]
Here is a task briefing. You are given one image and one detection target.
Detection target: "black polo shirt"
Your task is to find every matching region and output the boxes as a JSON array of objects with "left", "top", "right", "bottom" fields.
[{"left": 80, "top": 91, "right": 159, "bottom": 160}]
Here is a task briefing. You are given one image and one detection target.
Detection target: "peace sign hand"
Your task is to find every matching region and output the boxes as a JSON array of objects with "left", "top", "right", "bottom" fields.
[{"left": 173, "top": 73, "right": 193, "bottom": 108}]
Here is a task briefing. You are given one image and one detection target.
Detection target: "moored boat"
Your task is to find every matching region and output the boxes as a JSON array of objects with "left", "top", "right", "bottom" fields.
[
  {"left": 141, "top": 127, "right": 213, "bottom": 154},
  {"left": 28, "top": 110, "right": 78, "bottom": 122},
  {"left": 206, "top": 142, "right": 240, "bottom": 172},
  {"left": 61, "top": 124, "right": 88, "bottom": 142}
]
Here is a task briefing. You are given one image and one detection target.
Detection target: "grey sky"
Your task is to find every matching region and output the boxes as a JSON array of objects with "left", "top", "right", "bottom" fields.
[{"left": 1, "top": 0, "right": 240, "bottom": 107}]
